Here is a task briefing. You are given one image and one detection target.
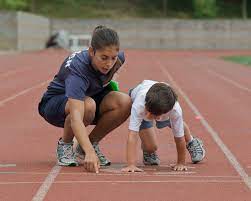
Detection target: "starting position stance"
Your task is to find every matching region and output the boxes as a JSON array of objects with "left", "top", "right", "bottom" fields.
[{"left": 122, "top": 80, "right": 205, "bottom": 172}]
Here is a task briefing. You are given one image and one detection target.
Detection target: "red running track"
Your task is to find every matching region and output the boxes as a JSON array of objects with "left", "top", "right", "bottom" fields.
[{"left": 0, "top": 49, "right": 251, "bottom": 201}]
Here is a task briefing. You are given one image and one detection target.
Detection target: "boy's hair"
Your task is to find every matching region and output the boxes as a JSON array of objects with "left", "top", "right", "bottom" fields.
[
  {"left": 91, "top": 25, "right": 120, "bottom": 51},
  {"left": 145, "top": 83, "right": 178, "bottom": 116}
]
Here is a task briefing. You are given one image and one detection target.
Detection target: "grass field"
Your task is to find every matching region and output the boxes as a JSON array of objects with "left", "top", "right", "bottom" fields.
[{"left": 223, "top": 56, "right": 251, "bottom": 67}]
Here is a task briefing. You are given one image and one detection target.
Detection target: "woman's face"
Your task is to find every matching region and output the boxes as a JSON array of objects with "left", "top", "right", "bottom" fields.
[{"left": 89, "top": 45, "right": 119, "bottom": 74}]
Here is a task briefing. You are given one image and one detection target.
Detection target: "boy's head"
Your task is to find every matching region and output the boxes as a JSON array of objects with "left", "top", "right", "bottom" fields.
[{"left": 145, "top": 83, "right": 178, "bottom": 118}]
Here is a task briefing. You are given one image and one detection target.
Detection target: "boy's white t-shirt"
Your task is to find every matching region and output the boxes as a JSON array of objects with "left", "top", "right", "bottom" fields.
[{"left": 129, "top": 80, "right": 184, "bottom": 137}]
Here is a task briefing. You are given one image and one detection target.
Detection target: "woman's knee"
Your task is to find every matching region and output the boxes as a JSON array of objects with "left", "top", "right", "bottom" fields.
[
  {"left": 113, "top": 92, "right": 132, "bottom": 112},
  {"left": 101, "top": 92, "right": 132, "bottom": 115}
]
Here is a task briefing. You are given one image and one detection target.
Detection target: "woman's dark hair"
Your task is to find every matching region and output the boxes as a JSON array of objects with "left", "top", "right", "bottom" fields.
[
  {"left": 145, "top": 83, "right": 178, "bottom": 116},
  {"left": 91, "top": 25, "right": 120, "bottom": 51}
]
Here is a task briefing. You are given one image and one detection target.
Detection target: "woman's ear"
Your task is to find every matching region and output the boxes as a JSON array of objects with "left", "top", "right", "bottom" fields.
[{"left": 88, "top": 46, "right": 95, "bottom": 57}]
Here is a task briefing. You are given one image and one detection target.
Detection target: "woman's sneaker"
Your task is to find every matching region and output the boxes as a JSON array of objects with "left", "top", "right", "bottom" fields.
[
  {"left": 143, "top": 151, "right": 160, "bottom": 165},
  {"left": 75, "top": 142, "right": 111, "bottom": 166},
  {"left": 186, "top": 138, "right": 205, "bottom": 163},
  {"left": 75, "top": 143, "right": 85, "bottom": 160},
  {"left": 56, "top": 138, "right": 78, "bottom": 166}
]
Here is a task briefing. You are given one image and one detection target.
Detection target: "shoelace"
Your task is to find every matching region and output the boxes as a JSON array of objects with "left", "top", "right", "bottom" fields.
[
  {"left": 188, "top": 141, "right": 203, "bottom": 157},
  {"left": 144, "top": 152, "right": 158, "bottom": 160},
  {"left": 61, "top": 144, "right": 75, "bottom": 159},
  {"left": 150, "top": 153, "right": 158, "bottom": 160},
  {"left": 77, "top": 143, "right": 106, "bottom": 159}
]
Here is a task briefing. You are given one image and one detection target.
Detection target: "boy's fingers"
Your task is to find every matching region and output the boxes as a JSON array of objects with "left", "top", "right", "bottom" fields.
[
  {"left": 121, "top": 166, "right": 144, "bottom": 173},
  {"left": 121, "top": 168, "right": 129, "bottom": 172}
]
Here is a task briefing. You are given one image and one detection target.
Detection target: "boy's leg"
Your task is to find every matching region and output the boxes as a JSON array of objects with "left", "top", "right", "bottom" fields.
[
  {"left": 139, "top": 127, "right": 158, "bottom": 153},
  {"left": 183, "top": 121, "right": 193, "bottom": 143},
  {"left": 88, "top": 91, "right": 131, "bottom": 143},
  {"left": 139, "top": 122, "right": 160, "bottom": 165}
]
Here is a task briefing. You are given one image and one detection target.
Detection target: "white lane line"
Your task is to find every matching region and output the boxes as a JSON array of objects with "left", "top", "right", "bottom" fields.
[
  {"left": 0, "top": 68, "right": 28, "bottom": 78},
  {"left": 158, "top": 63, "right": 251, "bottom": 190},
  {"left": 31, "top": 165, "right": 61, "bottom": 201},
  {"left": 0, "top": 79, "right": 50, "bottom": 107},
  {"left": 207, "top": 69, "right": 251, "bottom": 93},
  {"left": 168, "top": 164, "right": 195, "bottom": 169},
  {"left": 0, "top": 172, "right": 16, "bottom": 174},
  {"left": 101, "top": 168, "right": 195, "bottom": 174},
  {"left": 0, "top": 179, "right": 243, "bottom": 185},
  {"left": 155, "top": 172, "right": 196, "bottom": 175},
  {"left": 0, "top": 171, "right": 240, "bottom": 178},
  {"left": 0, "top": 164, "right": 16, "bottom": 167},
  {"left": 0, "top": 51, "right": 16, "bottom": 55}
]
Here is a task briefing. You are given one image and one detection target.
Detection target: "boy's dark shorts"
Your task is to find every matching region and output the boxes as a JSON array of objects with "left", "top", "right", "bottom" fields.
[
  {"left": 139, "top": 119, "right": 171, "bottom": 130},
  {"left": 38, "top": 88, "right": 112, "bottom": 128}
]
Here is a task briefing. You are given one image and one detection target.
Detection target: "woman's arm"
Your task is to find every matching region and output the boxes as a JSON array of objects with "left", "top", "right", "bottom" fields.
[{"left": 68, "top": 98, "right": 100, "bottom": 173}]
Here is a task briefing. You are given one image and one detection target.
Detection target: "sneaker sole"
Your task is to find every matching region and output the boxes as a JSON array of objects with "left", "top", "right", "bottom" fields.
[
  {"left": 100, "top": 161, "right": 111, "bottom": 166},
  {"left": 57, "top": 160, "right": 78, "bottom": 167},
  {"left": 143, "top": 161, "right": 160, "bottom": 166}
]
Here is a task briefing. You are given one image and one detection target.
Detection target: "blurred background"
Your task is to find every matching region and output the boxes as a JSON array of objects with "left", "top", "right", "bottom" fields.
[{"left": 0, "top": 0, "right": 251, "bottom": 51}]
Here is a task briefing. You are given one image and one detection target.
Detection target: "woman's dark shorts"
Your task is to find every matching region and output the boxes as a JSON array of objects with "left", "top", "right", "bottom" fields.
[{"left": 38, "top": 88, "right": 112, "bottom": 128}]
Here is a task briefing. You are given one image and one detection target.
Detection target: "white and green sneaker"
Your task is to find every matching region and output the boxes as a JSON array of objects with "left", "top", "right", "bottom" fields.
[
  {"left": 75, "top": 142, "right": 111, "bottom": 166},
  {"left": 56, "top": 138, "right": 78, "bottom": 166},
  {"left": 143, "top": 151, "right": 160, "bottom": 166},
  {"left": 75, "top": 143, "right": 85, "bottom": 160},
  {"left": 186, "top": 138, "right": 205, "bottom": 164}
]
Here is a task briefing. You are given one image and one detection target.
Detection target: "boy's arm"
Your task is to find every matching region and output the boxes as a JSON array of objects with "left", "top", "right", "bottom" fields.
[
  {"left": 68, "top": 98, "right": 100, "bottom": 173},
  {"left": 169, "top": 103, "right": 187, "bottom": 171},
  {"left": 121, "top": 131, "right": 143, "bottom": 172},
  {"left": 173, "top": 136, "right": 188, "bottom": 171}
]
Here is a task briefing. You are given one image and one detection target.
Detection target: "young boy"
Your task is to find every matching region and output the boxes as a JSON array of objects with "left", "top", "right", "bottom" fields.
[{"left": 122, "top": 80, "right": 205, "bottom": 172}]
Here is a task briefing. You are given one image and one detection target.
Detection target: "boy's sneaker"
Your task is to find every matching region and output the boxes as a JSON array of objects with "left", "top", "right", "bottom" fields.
[
  {"left": 186, "top": 138, "right": 205, "bottom": 164},
  {"left": 75, "top": 142, "right": 111, "bottom": 166},
  {"left": 56, "top": 138, "right": 78, "bottom": 166},
  {"left": 143, "top": 151, "right": 160, "bottom": 165}
]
